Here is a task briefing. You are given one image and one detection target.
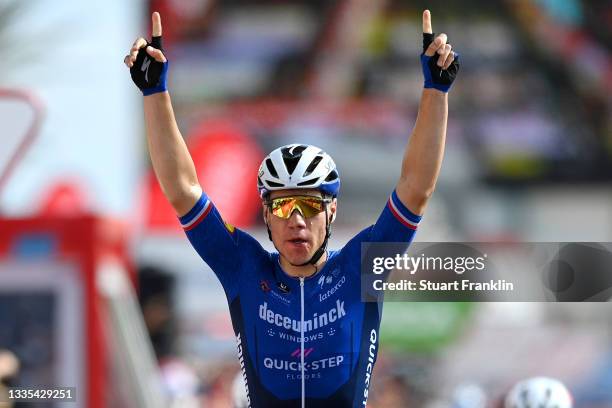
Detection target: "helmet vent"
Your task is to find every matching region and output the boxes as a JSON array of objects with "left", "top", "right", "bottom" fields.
[
  {"left": 283, "top": 156, "right": 300, "bottom": 175},
  {"left": 265, "top": 159, "right": 279, "bottom": 179},
  {"left": 297, "top": 178, "right": 318, "bottom": 186},
  {"left": 266, "top": 180, "right": 284, "bottom": 188},
  {"left": 281, "top": 145, "right": 307, "bottom": 175},
  {"left": 303, "top": 156, "right": 323, "bottom": 177},
  {"left": 324, "top": 170, "right": 338, "bottom": 182},
  {"left": 282, "top": 145, "right": 307, "bottom": 156}
]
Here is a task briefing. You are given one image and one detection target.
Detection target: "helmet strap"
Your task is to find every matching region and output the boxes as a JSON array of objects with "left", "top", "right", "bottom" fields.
[{"left": 265, "top": 219, "right": 273, "bottom": 241}]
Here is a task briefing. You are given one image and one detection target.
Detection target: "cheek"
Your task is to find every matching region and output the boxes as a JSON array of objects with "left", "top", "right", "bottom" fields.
[
  {"left": 311, "top": 215, "right": 328, "bottom": 236},
  {"left": 268, "top": 217, "right": 284, "bottom": 234}
]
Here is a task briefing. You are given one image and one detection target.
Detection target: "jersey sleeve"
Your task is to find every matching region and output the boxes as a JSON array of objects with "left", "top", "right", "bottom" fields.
[
  {"left": 369, "top": 189, "right": 422, "bottom": 243},
  {"left": 178, "top": 192, "right": 257, "bottom": 297},
  {"left": 338, "top": 190, "right": 422, "bottom": 272},
  {"left": 338, "top": 189, "right": 422, "bottom": 255},
  {"left": 338, "top": 190, "right": 423, "bottom": 300}
]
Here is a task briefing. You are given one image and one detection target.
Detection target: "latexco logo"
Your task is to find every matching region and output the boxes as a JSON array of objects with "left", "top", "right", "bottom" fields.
[
  {"left": 259, "top": 300, "right": 346, "bottom": 333},
  {"left": 319, "top": 275, "right": 346, "bottom": 302}
]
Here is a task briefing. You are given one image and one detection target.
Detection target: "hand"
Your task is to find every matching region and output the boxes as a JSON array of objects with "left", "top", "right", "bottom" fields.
[
  {"left": 124, "top": 12, "right": 169, "bottom": 96},
  {"left": 420, "top": 10, "right": 460, "bottom": 93}
]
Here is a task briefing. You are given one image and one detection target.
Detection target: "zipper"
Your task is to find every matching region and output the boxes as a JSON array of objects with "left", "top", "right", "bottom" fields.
[{"left": 300, "top": 276, "right": 305, "bottom": 408}]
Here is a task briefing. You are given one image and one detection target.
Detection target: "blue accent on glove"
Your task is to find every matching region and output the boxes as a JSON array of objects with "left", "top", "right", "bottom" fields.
[
  {"left": 142, "top": 60, "right": 169, "bottom": 96},
  {"left": 420, "top": 53, "right": 459, "bottom": 93},
  {"left": 421, "top": 32, "right": 460, "bottom": 93}
]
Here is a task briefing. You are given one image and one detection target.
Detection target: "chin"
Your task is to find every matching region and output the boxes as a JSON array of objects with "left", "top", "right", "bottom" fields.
[
  {"left": 287, "top": 254, "right": 311, "bottom": 266},
  {"left": 283, "top": 248, "right": 312, "bottom": 266}
]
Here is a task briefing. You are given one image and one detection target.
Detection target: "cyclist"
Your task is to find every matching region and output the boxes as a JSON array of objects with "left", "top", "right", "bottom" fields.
[{"left": 125, "top": 9, "right": 459, "bottom": 408}]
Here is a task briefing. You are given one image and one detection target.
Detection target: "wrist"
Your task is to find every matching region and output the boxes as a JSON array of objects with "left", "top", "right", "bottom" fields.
[
  {"left": 143, "top": 86, "right": 168, "bottom": 96},
  {"left": 422, "top": 88, "right": 449, "bottom": 97}
]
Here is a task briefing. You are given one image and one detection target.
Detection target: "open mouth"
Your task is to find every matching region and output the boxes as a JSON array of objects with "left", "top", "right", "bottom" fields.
[{"left": 288, "top": 238, "right": 308, "bottom": 245}]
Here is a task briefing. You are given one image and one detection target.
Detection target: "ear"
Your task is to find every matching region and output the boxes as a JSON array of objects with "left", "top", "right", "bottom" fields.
[
  {"left": 262, "top": 202, "right": 269, "bottom": 225},
  {"left": 329, "top": 198, "right": 337, "bottom": 223}
]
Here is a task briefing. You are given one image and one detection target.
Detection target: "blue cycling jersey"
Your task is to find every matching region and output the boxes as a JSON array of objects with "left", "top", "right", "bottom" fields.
[{"left": 179, "top": 190, "right": 421, "bottom": 407}]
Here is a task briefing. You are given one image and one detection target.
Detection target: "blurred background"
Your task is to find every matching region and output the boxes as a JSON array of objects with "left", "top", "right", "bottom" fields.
[{"left": 0, "top": 0, "right": 611, "bottom": 407}]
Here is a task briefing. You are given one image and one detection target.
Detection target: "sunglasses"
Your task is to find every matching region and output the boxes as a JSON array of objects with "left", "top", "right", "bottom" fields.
[{"left": 265, "top": 195, "right": 331, "bottom": 219}]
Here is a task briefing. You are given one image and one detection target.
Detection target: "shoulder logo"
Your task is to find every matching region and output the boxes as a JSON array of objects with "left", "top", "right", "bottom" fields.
[{"left": 224, "top": 221, "right": 235, "bottom": 233}]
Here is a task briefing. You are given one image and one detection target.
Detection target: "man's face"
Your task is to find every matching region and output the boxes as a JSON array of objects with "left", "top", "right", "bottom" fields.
[{"left": 264, "top": 189, "right": 337, "bottom": 266}]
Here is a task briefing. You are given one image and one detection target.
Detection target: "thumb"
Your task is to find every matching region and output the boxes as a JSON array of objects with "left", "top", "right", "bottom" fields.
[{"left": 146, "top": 46, "right": 167, "bottom": 63}]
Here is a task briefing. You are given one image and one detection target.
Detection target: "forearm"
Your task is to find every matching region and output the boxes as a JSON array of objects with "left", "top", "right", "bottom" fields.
[
  {"left": 144, "top": 92, "right": 201, "bottom": 215},
  {"left": 397, "top": 89, "right": 448, "bottom": 214}
]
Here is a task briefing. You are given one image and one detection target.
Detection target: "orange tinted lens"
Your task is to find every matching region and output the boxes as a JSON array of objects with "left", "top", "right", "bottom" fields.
[
  {"left": 271, "top": 197, "right": 297, "bottom": 218},
  {"left": 270, "top": 196, "right": 324, "bottom": 219},
  {"left": 298, "top": 197, "right": 324, "bottom": 216}
]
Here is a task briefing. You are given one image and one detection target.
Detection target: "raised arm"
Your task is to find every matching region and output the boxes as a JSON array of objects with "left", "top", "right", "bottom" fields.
[
  {"left": 396, "top": 10, "right": 459, "bottom": 216},
  {"left": 124, "top": 12, "right": 201, "bottom": 216},
  {"left": 143, "top": 90, "right": 201, "bottom": 216}
]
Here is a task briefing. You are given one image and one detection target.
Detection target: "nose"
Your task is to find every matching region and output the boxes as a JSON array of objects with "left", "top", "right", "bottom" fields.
[{"left": 287, "top": 209, "right": 307, "bottom": 228}]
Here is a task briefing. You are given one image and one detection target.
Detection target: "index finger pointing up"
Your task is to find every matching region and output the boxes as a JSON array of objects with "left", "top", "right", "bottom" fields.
[
  {"left": 422, "top": 9, "right": 432, "bottom": 34},
  {"left": 152, "top": 12, "right": 162, "bottom": 37}
]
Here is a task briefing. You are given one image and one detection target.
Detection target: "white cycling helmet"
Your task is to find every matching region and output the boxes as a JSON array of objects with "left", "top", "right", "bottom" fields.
[
  {"left": 257, "top": 144, "right": 340, "bottom": 198},
  {"left": 505, "top": 377, "right": 573, "bottom": 408}
]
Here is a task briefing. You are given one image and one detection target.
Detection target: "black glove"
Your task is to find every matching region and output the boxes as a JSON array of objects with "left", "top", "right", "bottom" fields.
[
  {"left": 421, "top": 33, "right": 460, "bottom": 92},
  {"left": 130, "top": 36, "right": 168, "bottom": 95}
]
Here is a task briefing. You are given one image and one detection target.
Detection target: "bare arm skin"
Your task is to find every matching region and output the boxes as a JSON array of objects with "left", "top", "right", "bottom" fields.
[
  {"left": 396, "top": 10, "right": 455, "bottom": 215},
  {"left": 125, "top": 12, "right": 201, "bottom": 216},
  {"left": 144, "top": 91, "right": 201, "bottom": 215}
]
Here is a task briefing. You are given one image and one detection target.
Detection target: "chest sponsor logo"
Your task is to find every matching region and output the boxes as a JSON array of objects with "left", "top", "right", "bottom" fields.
[
  {"left": 236, "top": 333, "right": 251, "bottom": 406},
  {"left": 362, "top": 329, "right": 378, "bottom": 406},
  {"left": 261, "top": 280, "right": 291, "bottom": 304},
  {"left": 277, "top": 331, "right": 325, "bottom": 342},
  {"left": 319, "top": 275, "right": 346, "bottom": 302},
  {"left": 259, "top": 299, "right": 346, "bottom": 333},
  {"left": 317, "top": 274, "right": 333, "bottom": 288},
  {"left": 263, "top": 355, "right": 344, "bottom": 373},
  {"left": 270, "top": 290, "right": 291, "bottom": 305},
  {"left": 277, "top": 281, "right": 290, "bottom": 293}
]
